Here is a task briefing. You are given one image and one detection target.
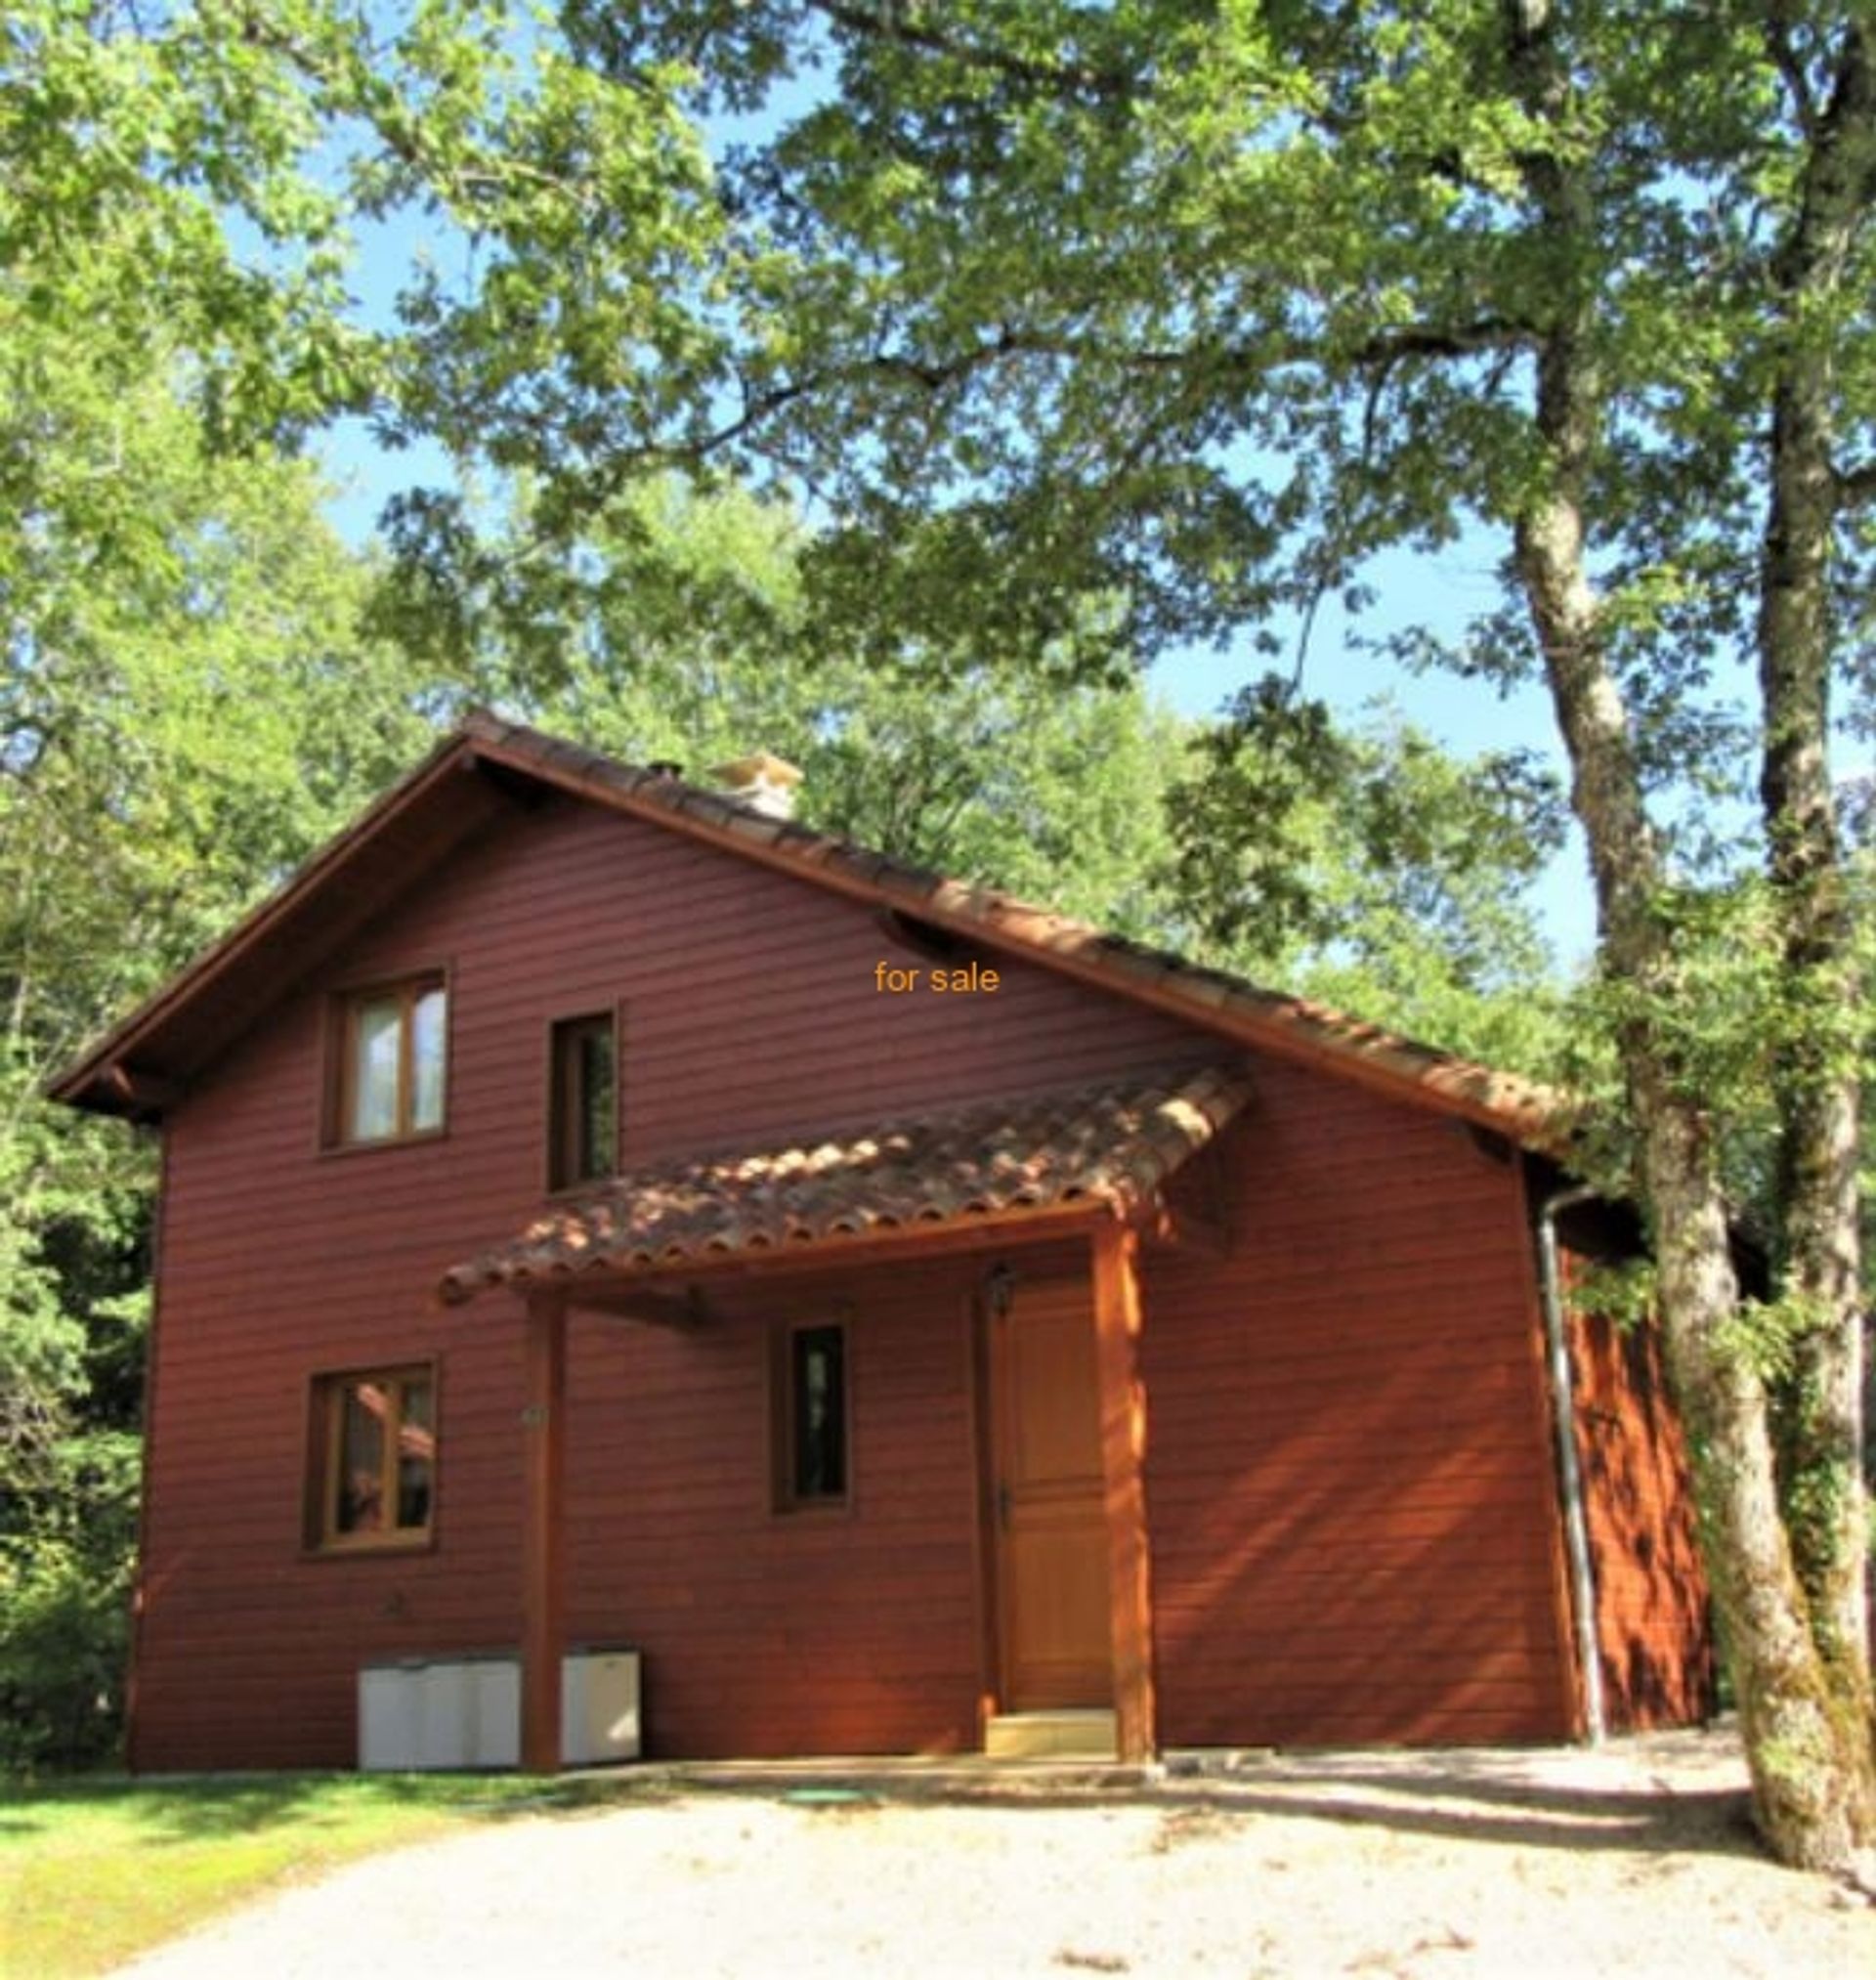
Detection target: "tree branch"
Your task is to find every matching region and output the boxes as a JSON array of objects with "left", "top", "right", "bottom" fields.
[
  {"left": 552, "top": 314, "right": 1539, "bottom": 507},
  {"left": 236, "top": 9, "right": 603, "bottom": 221},
  {"left": 1833, "top": 457, "right": 1876, "bottom": 506},
  {"left": 844, "top": 315, "right": 1534, "bottom": 400},
  {"left": 1764, "top": 11, "right": 1820, "bottom": 142},
  {"left": 810, "top": 2, "right": 1130, "bottom": 104}
]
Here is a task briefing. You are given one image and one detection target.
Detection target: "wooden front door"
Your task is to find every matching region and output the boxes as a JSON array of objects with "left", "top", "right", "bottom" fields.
[{"left": 992, "top": 1273, "right": 1113, "bottom": 1709}]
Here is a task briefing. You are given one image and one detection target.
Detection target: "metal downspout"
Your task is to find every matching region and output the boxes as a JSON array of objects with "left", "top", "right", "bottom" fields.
[{"left": 1535, "top": 1181, "right": 1606, "bottom": 1744}]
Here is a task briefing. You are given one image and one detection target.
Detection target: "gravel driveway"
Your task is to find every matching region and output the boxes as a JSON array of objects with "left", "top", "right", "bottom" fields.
[{"left": 113, "top": 1728, "right": 1871, "bottom": 1978}]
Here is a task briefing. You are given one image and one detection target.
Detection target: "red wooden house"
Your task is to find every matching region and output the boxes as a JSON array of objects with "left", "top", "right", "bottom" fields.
[{"left": 52, "top": 713, "right": 1713, "bottom": 1771}]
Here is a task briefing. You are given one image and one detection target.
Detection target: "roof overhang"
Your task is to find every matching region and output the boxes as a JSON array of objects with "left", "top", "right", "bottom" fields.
[
  {"left": 47, "top": 732, "right": 533, "bottom": 1117},
  {"left": 49, "top": 710, "right": 1572, "bottom": 1151},
  {"left": 439, "top": 1061, "right": 1254, "bottom": 1310}
]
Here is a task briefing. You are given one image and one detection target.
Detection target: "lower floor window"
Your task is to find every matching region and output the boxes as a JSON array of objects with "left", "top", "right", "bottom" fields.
[
  {"left": 310, "top": 1366, "right": 436, "bottom": 1550},
  {"left": 774, "top": 1322, "right": 848, "bottom": 1511}
]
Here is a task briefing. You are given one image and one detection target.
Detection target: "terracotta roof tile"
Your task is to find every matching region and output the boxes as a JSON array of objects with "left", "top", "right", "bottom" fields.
[{"left": 439, "top": 1060, "right": 1253, "bottom": 1306}]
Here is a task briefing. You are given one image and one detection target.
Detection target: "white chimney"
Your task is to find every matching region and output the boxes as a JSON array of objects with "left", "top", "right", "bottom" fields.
[{"left": 708, "top": 752, "right": 805, "bottom": 821}]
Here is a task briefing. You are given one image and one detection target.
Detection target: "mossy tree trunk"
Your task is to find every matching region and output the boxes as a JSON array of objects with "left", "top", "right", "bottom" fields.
[
  {"left": 1509, "top": 0, "right": 1874, "bottom": 1872},
  {"left": 1756, "top": 18, "right": 1875, "bottom": 1711}
]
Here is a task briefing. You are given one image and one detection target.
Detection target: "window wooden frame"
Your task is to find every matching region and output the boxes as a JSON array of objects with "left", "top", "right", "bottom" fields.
[
  {"left": 769, "top": 1317, "right": 853, "bottom": 1517},
  {"left": 304, "top": 1362, "right": 439, "bottom": 1556},
  {"left": 325, "top": 969, "right": 449, "bottom": 1150},
  {"left": 544, "top": 1006, "right": 620, "bottom": 1194}
]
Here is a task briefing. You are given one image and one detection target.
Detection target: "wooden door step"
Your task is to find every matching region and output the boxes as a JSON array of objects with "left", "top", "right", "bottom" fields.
[{"left": 984, "top": 1708, "right": 1119, "bottom": 1760}]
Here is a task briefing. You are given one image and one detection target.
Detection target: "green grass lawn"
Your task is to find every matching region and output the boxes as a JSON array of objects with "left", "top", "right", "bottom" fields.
[{"left": 0, "top": 1770, "right": 650, "bottom": 1978}]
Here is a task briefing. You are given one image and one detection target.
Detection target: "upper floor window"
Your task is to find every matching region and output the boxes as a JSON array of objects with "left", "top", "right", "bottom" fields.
[
  {"left": 335, "top": 974, "right": 447, "bottom": 1145},
  {"left": 548, "top": 1011, "right": 617, "bottom": 1190},
  {"left": 308, "top": 1364, "right": 436, "bottom": 1552}
]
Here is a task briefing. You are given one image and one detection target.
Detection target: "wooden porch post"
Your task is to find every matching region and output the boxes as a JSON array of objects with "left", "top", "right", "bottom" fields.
[
  {"left": 1090, "top": 1220, "right": 1157, "bottom": 1762},
  {"left": 521, "top": 1289, "right": 567, "bottom": 1774}
]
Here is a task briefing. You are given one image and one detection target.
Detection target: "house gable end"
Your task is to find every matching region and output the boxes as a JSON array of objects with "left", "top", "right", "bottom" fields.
[
  {"left": 48, "top": 737, "right": 530, "bottom": 1116},
  {"left": 51, "top": 712, "right": 1569, "bottom": 1149}
]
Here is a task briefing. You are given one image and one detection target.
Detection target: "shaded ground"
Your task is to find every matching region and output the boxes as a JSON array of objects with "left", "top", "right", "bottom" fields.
[{"left": 108, "top": 1727, "right": 1871, "bottom": 1978}]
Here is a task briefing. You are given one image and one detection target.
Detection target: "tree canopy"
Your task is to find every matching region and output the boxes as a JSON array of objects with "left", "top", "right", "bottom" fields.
[{"left": 0, "top": 361, "right": 431, "bottom": 1763}]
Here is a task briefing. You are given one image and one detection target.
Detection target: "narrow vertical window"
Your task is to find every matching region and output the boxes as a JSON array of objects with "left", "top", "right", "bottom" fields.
[
  {"left": 549, "top": 1012, "right": 617, "bottom": 1190},
  {"left": 350, "top": 996, "right": 403, "bottom": 1141},
  {"left": 335, "top": 974, "right": 447, "bottom": 1145},
  {"left": 408, "top": 982, "right": 447, "bottom": 1132},
  {"left": 775, "top": 1322, "right": 848, "bottom": 1510}
]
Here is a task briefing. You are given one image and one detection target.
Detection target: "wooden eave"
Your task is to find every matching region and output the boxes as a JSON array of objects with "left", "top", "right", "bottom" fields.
[
  {"left": 46, "top": 738, "right": 522, "bottom": 1116},
  {"left": 449, "top": 716, "right": 1570, "bottom": 1151},
  {"left": 50, "top": 710, "right": 1573, "bottom": 1150}
]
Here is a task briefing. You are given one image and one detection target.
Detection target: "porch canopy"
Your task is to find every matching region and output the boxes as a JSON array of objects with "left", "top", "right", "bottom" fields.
[
  {"left": 440, "top": 1059, "right": 1252, "bottom": 1308},
  {"left": 438, "top": 1057, "right": 1254, "bottom": 1768}
]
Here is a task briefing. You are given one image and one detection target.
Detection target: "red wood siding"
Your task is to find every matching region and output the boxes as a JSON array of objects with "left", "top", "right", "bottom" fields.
[
  {"left": 564, "top": 1266, "right": 986, "bottom": 1758},
  {"left": 133, "top": 796, "right": 1198, "bottom": 1770},
  {"left": 1140, "top": 1076, "right": 1581, "bottom": 1747},
  {"left": 1563, "top": 1265, "right": 1715, "bottom": 1731},
  {"left": 130, "top": 790, "right": 1622, "bottom": 1767}
]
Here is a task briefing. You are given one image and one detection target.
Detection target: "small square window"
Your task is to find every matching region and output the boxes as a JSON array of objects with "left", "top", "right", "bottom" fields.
[
  {"left": 308, "top": 1366, "right": 436, "bottom": 1552},
  {"left": 331, "top": 974, "right": 447, "bottom": 1146},
  {"left": 548, "top": 1012, "right": 618, "bottom": 1190},
  {"left": 773, "top": 1322, "right": 848, "bottom": 1511}
]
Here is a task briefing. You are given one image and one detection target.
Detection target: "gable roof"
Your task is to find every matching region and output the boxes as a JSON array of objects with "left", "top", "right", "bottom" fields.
[
  {"left": 440, "top": 1059, "right": 1254, "bottom": 1306},
  {"left": 48, "top": 710, "right": 1569, "bottom": 1147}
]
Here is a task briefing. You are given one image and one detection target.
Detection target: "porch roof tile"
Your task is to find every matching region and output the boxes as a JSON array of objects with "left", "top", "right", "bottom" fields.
[{"left": 438, "top": 1059, "right": 1253, "bottom": 1306}]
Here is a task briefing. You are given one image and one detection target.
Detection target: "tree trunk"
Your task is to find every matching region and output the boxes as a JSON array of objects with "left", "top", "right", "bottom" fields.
[
  {"left": 1639, "top": 1079, "right": 1873, "bottom": 1869},
  {"left": 1504, "top": 6, "right": 1872, "bottom": 1865},
  {"left": 1758, "top": 20, "right": 1875, "bottom": 1699},
  {"left": 1519, "top": 458, "right": 1874, "bottom": 1867}
]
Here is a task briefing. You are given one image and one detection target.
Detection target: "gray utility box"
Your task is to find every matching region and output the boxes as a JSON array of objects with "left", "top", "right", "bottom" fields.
[{"left": 358, "top": 1647, "right": 641, "bottom": 1770}]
